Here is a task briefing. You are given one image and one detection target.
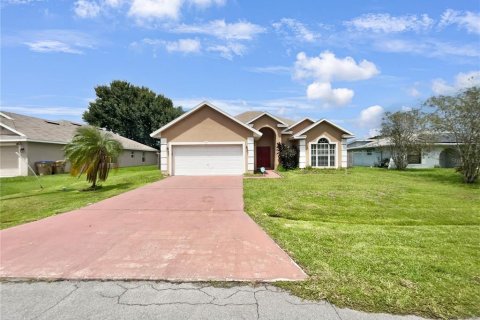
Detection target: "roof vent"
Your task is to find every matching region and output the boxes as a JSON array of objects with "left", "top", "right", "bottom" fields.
[{"left": 45, "top": 121, "right": 60, "bottom": 125}]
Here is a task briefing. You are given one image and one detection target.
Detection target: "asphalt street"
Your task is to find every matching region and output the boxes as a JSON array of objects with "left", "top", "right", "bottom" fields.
[{"left": 1, "top": 281, "right": 426, "bottom": 320}]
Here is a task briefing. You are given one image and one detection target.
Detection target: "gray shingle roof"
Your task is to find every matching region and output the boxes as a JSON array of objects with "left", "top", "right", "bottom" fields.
[
  {"left": 0, "top": 111, "right": 157, "bottom": 152},
  {"left": 347, "top": 133, "right": 458, "bottom": 150},
  {"left": 235, "top": 111, "right": 295, "bottom": 126}
]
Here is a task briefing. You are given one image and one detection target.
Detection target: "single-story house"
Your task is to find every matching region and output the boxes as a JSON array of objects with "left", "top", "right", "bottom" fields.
[
  {"left": 150, "top": 101, "right": 354, "bottom": 176},
  {"left": 347, "top": 134, "right": 460, "bottom": 168},
  {"left": 0, "top": 111, "right": 158, "bottom": 177}
]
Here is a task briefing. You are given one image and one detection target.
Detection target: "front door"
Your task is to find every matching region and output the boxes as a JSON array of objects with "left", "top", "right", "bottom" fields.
[{"left": 256, "top": 146, "right": 271, "bottom": 169}]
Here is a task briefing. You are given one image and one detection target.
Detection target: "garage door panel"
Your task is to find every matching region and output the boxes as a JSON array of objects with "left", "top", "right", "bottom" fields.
[
  {"left": 173, "top": 145, "right": 244, "bottom": 176},
  {"left": 0, "top": 146, "right": 19, "bottom": 177}
]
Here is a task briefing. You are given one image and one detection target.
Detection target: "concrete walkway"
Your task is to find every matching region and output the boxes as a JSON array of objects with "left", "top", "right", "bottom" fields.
[
  {"left": 0, "top": 176, "right": 305, "bottom": 281},
  {"left": 1, "top": 281, "right": 426, "bottom": 320}
]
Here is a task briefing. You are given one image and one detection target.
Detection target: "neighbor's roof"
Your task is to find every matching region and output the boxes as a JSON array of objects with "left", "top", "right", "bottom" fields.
[
  {"left": 347, "top": 133, "right": 458, "bottom": 150},
  {"left": 0, "top": 111, "right": 158, "bottom": 151},
  {"left": 235, "top": 111, "right": 295, "bottom": 126}
]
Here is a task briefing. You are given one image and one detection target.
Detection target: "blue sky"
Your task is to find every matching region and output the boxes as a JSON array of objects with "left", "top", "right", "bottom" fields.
[{"left": 1, "top": 0, "right": 479, "bottom": 138}]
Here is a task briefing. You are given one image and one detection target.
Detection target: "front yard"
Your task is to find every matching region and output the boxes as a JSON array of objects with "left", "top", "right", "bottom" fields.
[
  {"left": 0, "top": 165, "right": 161, "bottom": 229},
  {"left": 244, "top": 168, "right": 480, "bottom": 319}
]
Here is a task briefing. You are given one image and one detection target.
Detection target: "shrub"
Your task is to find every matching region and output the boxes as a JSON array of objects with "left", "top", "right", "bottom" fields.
[{"left": 277, "top": 143, "right": 298, "bottom": 170}]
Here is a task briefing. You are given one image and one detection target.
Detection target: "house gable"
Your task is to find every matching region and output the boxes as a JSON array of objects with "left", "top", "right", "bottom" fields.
[
  {"left": 158, "top": 104, "right": 259, "bottom": 142},
  {"left": 293, "top": 119, "right": 354, "bottom": 139},
  {"left": 247, "top": 113, "right": 289, "bottom": 127},
  {"left": 285, "top": 118, "right": 315, "bottom": 136},
  {"left": 249, "top": 114, "right": 286, "bottom": 131},
  {"left": 151, "top": 102, "right": 262, "bottom": 141}
]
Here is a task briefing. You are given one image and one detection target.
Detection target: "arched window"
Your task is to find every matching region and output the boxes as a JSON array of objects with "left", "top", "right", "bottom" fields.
[{"left": 311, "top": 137, "right": 336, "bottom": 167}]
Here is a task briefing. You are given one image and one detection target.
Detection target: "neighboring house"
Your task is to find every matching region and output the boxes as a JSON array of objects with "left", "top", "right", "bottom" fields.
[
  {"left": 0, "top": 111, "right": 158, "bottom": 177},
  {"left": 347, "top": 134, "right": 460, "bottom": 168},
  {"left": 150, "top": 101, "right": 354, "bottom": 176}
]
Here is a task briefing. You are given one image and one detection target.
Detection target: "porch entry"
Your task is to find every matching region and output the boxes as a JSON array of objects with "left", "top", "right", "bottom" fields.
[{"left": 256, "top": 146, "right": 271, "bottom": 169}]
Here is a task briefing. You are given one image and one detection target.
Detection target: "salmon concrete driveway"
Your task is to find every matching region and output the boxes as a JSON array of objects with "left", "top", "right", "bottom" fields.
[{"left": 0, "top": 176, "right": 306, "bottom": 282}]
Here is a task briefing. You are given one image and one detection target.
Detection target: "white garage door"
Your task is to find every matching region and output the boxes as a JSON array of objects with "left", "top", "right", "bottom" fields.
[
  {"left": 173, "top": 144, "right": 244, "bottom": 176},
  {"left": 0, "top": 145, "right": 19, "bottom": 177}
]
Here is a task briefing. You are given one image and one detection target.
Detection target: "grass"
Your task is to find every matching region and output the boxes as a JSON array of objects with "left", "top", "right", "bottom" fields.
[
  {"left": 243, "top": 167, "right": 480, "bottom": 319},
  {"left": 0, "top": 165, "right": 162, "bottom": 229}
]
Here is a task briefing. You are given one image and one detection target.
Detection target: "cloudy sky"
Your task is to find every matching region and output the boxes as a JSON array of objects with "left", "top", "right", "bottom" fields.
[{"left": 1, "top": 0, "right": 479, "bottom": 138}]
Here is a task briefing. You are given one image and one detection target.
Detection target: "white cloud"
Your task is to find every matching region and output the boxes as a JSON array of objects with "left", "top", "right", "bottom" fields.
[
  {"left": 432, "top": 70, "right": 480, "bottom": 95},
  {"left": 2, "top": 0, "right": 43, "bottom": 4},
  {"left": 306, "top": 82, "right": 354, "bottom": 106},
  {"left": 358, "top": 105, "right": 384, "bottom": 128},
  {"left": 246, "top": 65, "right": 291, "bottom": 74},
  {"left": 407, "top": 87, "right": 421, "bottom": 97},
  {"left": 128, "top": 0, "right": 183, "bottom": 20},
  {"left": 293, "top": 51, "right": 379, "bottom": 107},
  {"left": 189, "top": 0, "right": 225, "bottom": 8},
  {"left": 207, "top": 42, "right": 246, "bottom": 59},
  {"left": 294, "top": 51, "right": 379, "bottom": 82},
  {"left": 24, "top": 40, "right": 83, "bottom": 54},
  {"left": 74, "top": 0, "right": 101, "bottom": 18},
  {"left": 376, "top": 39, "right": 480, "bottom": 58},
  {"left": 164, "top": 38, "right": 201, "bottom": 53},
  {"left": 19, "top": 30, "right": 96, "bottom": 54},
  {"left": 138, "top": 38, "right": 201, "bottom": 55},
  {"left": 439, "top": 9, "right": 480, "bottom": 34},
  {"left": 345, "top": 13, "right": 434, "bottom": 33},
  {"left": 104, "top": 0, "right": 124, "bottom": 7},
  {"left": 127, "top": 0, "right": 227, "bottom": 21},
  {"left": 172, "top": 19, "right": 265, "bottom": 40},
  {"left": 272, "top": 18, "right": 319, "bottom": 43}
]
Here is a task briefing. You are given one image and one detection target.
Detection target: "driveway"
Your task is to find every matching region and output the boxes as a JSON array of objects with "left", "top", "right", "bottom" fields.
[{"left": 0, "top": 176, "right": 306, "bottom": 281}]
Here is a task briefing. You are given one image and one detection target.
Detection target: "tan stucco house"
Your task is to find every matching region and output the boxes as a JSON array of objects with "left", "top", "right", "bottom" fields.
[
  {"left": 150, "top": 101, "right": 354, "bottom": 176},
  {"left": 0, "top": 111, "right": 158, "bottom": 177}
]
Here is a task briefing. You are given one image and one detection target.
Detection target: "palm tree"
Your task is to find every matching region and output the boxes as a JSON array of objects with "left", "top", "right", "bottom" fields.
[{"left": 64, "top": 126, "right": 123, "bottom": 190}]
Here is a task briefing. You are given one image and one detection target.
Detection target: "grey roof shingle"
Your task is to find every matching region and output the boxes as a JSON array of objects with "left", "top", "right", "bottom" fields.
[
  {"left": 235, "top": 111, "right": 295, "bottom": 126},
  {"left": 0, "top": 111, "right": 157, "bottom": 152},
  {"left": 347, "top": 133, "right": 458, "bottom": 150}
]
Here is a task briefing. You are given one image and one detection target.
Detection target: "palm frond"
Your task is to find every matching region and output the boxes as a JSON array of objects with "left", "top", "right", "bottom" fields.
[{"left": 64, "top": 126, "right": 123, "bottom": 187}]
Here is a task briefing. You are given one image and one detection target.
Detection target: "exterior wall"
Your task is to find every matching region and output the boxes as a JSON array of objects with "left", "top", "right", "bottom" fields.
[
  {"left": 348, "top": 149, "right": 390, "bottom": 167},
  {"left": 280, "top": 134, "right": 291, "bottom": 145},
  {"left": 26, "top": 142, "right": 156, "bottom": 176},
  {"left": 250, "top": 115, "right": 283, "bottom": 169},
  {"left": 117, "top": 150, "right": 157, "bottom": 167},
  {"left": 348, "top": 145, "right": 456, "bottom": 168},
  {"left": 303, "top": 122, "right": 345, "bottom": 168},
  {"left": 160, "top": 106, "right": 253, "bottom": 175},
  {"left": 161, "top": 107, "right": 252, "bottom": 142},
  {"left": 26, "top": 142, "right": 70, "bottom": 173}
]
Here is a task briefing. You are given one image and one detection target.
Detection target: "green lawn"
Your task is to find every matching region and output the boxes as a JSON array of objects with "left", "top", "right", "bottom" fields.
[
  {"left": 244, "top": 168, "right": 480, "bottom": 319},
  {"left": 0, "top": 165, "right": 162, "bottom": 229}
]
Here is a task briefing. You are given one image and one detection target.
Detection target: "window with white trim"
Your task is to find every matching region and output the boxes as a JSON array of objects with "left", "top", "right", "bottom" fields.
[{"left": 311, "top": 138, "right": 336, "bottom": 167}]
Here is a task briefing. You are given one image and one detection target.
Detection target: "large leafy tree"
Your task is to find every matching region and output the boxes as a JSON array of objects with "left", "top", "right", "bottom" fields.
[
  {"left": 64, "top": 126, "right": 123, "bottom": 190},
  {"left": 380, "top": 109, "right": 429, "bottom": 170},
  {"left": 425, "top": 86, "right": 480, "bottom": 183},
  {"left": 83, "top": 80, "right": 183, "bottom": 148}
]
